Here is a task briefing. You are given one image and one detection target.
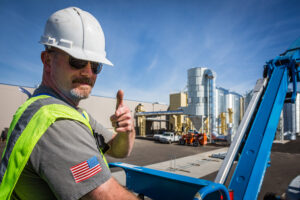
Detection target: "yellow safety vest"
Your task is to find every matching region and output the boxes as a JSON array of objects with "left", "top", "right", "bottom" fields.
[{"left": 0, "top": 95, "right": 108, "bottom": 199}]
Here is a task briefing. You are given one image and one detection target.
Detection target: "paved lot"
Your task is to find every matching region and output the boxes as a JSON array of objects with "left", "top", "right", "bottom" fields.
[{"left": 106, "top": 138, "right": 221, "bottom": 169}]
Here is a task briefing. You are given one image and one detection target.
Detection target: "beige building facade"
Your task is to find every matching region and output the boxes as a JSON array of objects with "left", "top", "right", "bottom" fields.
[
  {"left": 169, "top": 92, "right": 194, "bottom": 134},
  {"left": 0, "top": 84, "right": 168, "bottom": 135}
]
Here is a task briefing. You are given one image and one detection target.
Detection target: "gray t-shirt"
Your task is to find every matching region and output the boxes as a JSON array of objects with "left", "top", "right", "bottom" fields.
[{"left": 13, "top": 86, "right": 114, "bottom": 200}]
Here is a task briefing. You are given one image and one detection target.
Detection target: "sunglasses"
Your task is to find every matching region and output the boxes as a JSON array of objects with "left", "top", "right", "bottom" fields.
[{"left": 47, "top": 50, "right": 103, "bottom": 74}]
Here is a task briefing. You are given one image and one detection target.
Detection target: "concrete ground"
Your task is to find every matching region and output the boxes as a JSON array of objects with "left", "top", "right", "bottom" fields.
[
  {"left": 202, "top": 138, "right": 300, "bottom": 199},
  {"left": 107, "top": 137, "right": 300, "bottom": 200},
  {"left": 106, "top": 138, "right": 221, "bottom": 169},
  {"left": 1, "top": 136, "right": 300, "bottom": 199}
]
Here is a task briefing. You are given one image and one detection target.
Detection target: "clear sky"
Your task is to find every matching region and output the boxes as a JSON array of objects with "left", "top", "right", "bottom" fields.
[{"left": 0, "top": 0, "right": 300, "bottom": 104}]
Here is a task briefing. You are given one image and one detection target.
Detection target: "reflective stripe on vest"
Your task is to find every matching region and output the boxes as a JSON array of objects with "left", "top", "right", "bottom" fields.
[{"left": 0, "top": 95, "right": 108, "bottom": 199}]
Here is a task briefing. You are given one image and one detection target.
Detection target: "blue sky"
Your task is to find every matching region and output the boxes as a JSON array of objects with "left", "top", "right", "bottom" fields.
[{"left": 0, "top": 0, "right": 300, "bottom": 104}]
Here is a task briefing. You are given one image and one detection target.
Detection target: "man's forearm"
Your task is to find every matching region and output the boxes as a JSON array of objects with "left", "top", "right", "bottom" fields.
[
  {"left": 81, "top": 177, "right": 139, "bottom": 200},
  {"left": 108, "top": 129, "right": 135, "bottom": 158}
]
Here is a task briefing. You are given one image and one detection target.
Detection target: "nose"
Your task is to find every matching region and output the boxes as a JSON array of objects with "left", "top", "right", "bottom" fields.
[{"left": 80, "top": 62, "right": 95, "bottom": 76}]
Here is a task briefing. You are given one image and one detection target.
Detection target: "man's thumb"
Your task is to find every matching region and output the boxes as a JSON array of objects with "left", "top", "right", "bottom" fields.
[{"left": 116, "top": 90, "right": 124, "bottom": 109}]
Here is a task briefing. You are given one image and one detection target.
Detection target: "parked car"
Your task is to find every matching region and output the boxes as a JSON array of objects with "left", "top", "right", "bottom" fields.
[{"left": 159, "top": 132, "right": 180, "bottom": 144}]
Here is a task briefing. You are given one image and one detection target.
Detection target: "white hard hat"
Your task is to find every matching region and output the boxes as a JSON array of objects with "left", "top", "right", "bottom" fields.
[{"left": 39, "top": 7, "right": 113, "bottom": 66}]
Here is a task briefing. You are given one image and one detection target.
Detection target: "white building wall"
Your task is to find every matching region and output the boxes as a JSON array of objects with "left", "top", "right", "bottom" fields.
[{"left": 0, "top": 84, "right": 168, "bottom": 133}]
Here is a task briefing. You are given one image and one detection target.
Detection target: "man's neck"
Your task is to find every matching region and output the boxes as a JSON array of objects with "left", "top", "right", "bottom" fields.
[{"left": 40, "top": 82, "right": 80, "bottom": 108}]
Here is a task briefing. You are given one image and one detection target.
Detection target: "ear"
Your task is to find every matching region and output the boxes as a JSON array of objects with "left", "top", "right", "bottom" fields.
[{"left": 41, "top": 51, "right": 51, "bottom": 72}]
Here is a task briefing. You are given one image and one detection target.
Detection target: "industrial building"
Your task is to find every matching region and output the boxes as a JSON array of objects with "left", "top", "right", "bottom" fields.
[
  {"left": 135, "top": 92, "right": 192, "bottom": 137},
  {"left": 1, "top": 66, "right": 299, "bottom": 142},
  {"left": 244, "top": 86, "right": 300, "bottom": 140},
  {"left": 132, "top": 67, "right": 245, "bottom": 142},
  {"left": 0, "top": 83, "right": 169, "bottom": 137},
  {"left": 245, "top": 88, "right": 300, "bottom": 140},
  {"left": 179, "top": 67, "right": 244, "bottom": 142}
]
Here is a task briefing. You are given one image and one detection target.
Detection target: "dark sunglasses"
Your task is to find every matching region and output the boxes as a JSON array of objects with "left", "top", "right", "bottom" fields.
[{"left": 47, "top": 50, "right": 103, "bottom": 74}]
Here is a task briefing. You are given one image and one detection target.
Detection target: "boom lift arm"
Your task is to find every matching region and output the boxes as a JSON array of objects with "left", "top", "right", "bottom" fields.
[
  {"left": 218, "top": 41, "right": 300, "bottom": 199},
  {"left": 110, "top": 37, "right": 300, "bottom": 200}
]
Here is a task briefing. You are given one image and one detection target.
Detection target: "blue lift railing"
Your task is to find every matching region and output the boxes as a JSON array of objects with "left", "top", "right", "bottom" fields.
[
  {"left": 109, "top": 162, "right": 230, "bottom": 200},
  {"left": 109, "top": 37, "right": 300, "bottom": 200}
]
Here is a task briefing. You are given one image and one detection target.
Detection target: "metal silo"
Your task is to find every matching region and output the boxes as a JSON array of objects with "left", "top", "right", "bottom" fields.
[
  {"left": 215, "top": 87, "right": 229, "bottom": 135},
  {"left": 216, "top": 87, "right": 228, "bottom": 115},
  {"left": 296, "top": 93, "right": 300, "bottom": 134},
  {"left": 226, "top": 92, "right": 243, "bottom": 135},
  {"left": 283, "top": 102, "right": 296, "bottom": 135},
  {"left": 275, "top": 93, "right": 299, "bottom": 140},
  {"left": 184, "top": 67, "right": 216, "bottom": 135}
]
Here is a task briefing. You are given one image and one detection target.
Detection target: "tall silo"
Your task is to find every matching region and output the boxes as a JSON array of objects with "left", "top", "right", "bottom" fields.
[
  {"left": 216, "top": 87, "right": 229, "bottom": 134},
  {"left": 296, "top": 93, "right": 300, "bottom": 134},
  {"left": 216, "top": 87, "right": 229, "bottom": 115},
  {"left": 226, "top": 92, "right": 243, "bottom": 135},
  {"left": 275, "top": 93, "right": 299, "bottom": 140},
  {"left": 184, "top": 67, "right": 217, "bottom": 134},
  {"left": 283, "top": 103, "right": 296, "bottom": 135},
  {"left": 282, "top": 92, "right": 300, "bottom": 136}
]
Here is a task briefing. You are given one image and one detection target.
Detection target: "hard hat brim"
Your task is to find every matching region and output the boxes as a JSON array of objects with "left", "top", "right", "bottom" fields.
[{"left": 41, "top": 42, "right": 114, "bottom": 66}]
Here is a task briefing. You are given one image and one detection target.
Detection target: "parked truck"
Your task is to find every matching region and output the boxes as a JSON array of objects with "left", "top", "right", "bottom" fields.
[
  {"left": 159, "top": 132, "right": 180, "bottom": 144},
  {"left": 153, "top": 133, "right": 163, "bottom": 141}
]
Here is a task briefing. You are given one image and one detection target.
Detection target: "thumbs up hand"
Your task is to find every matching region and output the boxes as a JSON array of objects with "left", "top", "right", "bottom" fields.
[
  {"left": 110, "top": 90, "right": 133, "bottom": 133},
  {"left": 109, "top": 90, "right": 135, "bottom": 158}
]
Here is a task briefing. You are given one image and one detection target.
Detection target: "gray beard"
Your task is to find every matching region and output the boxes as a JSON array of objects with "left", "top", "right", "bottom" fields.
[{"left": 69, "top": 88, "right": 89, "bottom": 101}]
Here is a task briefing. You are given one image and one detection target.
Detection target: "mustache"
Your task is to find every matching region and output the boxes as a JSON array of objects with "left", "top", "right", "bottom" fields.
[{"left": 72, "top": 77, "right": 95, "bottom": 86}]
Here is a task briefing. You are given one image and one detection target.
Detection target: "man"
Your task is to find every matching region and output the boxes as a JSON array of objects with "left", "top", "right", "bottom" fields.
[{"left": 0, "top": 7, "right": 138, "bottom": 200}]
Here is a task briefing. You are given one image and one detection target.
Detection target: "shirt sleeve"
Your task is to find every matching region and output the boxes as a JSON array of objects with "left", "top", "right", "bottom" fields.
[
  {"left": 88, "top": 113, "right": 115, "bottom": 143},
  {"left": 29, "top": 119, "right": 112, "bottom": 200}
]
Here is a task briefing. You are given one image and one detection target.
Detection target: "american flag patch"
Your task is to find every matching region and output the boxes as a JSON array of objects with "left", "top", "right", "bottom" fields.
[{"left": 70, "top": 156, "right": 102, "bottom": 183}]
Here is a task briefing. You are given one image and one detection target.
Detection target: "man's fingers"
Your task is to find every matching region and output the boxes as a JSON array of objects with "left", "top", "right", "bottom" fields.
[
  {"left": 111, "top": 114, "right": 132, "bottom": 131},
  {"left": 115, "top": 103, "right": 130, "bottom": 117},
  {"left": 116, "top": 112, "right": 131, "bottom": 122},
  {"left": 116, "top": 90, "right": 124, "bottom": 109},
  {"left": 115, "top": 120, "right": 133, "bottom": 133},
  {"left": 116, "top": 120, "right": 131, "bottom": 129}
]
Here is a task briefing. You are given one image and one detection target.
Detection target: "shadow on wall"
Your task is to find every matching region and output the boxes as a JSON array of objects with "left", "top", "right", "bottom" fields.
[{"left": 1, "top": 128, "right": 8, "bottom": 142}]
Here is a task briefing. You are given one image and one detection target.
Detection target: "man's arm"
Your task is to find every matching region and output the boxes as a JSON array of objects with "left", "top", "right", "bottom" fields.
[
  {"left": 107, "top": 90, "right": 135, "bottom": 158},
  {"left": 81, "top": 177, "right": 138, "bottom": 200}
]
